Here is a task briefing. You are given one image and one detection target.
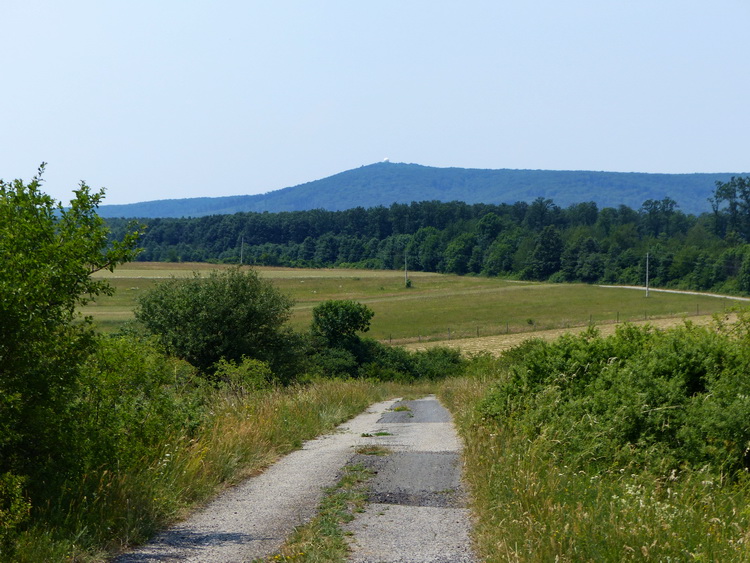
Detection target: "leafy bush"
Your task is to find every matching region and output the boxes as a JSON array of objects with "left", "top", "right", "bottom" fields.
[
  {"left": 311, "top": 300, "right": 374, "bottom": 348},
  {"left": 0, "top": 473, "right": 30, "bottom": 555},
  {"left": 213, "top": 357, "right": 275, "bottom": 394},
  {"left": 479, "top": 317, "right": 750, "bottom": 475},
  {"left": 136, "top": 267, "right": 298, "bottom": 377},
  {"left": 73, "top": 334, "right": 208, "bottom": 472},
  {"left": 0, "top": 166, "right": 139, "bottom": 492}
]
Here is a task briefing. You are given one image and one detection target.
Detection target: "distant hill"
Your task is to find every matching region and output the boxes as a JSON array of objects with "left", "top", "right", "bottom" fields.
[{"left": 98, "top": 162, "right": 748, "bottom": 218}]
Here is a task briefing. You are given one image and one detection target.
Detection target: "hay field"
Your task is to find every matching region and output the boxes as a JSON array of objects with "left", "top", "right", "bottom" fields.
[{"left": 87, "top": 262, "right": 742, "bottom": 341}]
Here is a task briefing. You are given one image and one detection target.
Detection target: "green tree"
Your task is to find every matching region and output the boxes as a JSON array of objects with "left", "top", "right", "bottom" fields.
[
  {"left": 524, "top": 225, "right": 564, "bottom": 280},
  {"left": 311, "top": 300, "right": 374, "bottom": 348},
  {"left": 443, "top": 233, "right": 477, "bottom": 274},
  {"left": 136, "top": 267, "right": 296, "bottom": 376},
  {"left": 0, "top": 164, "right": 140, "bottom": 484}
]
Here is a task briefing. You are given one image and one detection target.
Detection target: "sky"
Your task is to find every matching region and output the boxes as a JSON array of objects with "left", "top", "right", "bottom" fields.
[{"left": 1, "top": 1, "right": 748, "bottom": 206}]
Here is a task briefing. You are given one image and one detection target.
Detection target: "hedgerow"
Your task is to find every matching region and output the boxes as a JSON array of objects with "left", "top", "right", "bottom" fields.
[{"left": 479, "top": 313, "right": 750, "bottom": 475}]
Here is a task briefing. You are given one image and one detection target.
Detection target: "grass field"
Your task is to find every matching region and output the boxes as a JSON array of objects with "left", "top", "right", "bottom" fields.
[{"left": 87, "top": 262, "right": 744, "bottom": 341}]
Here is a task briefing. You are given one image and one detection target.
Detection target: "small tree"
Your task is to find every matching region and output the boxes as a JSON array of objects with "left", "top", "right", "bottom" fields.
[
  {"left": 311, "top": 300, "right": 374, "bottom": 348},
  {"left": 0, "top": 164, "right": 140, "bottom": 483},
  {"left": 136, "top": 267, "right": 296, "bottom": 375}
]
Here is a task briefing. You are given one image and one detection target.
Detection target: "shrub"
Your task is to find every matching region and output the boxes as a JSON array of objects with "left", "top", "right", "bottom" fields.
[
  {"left": 479, "top": 318, "right": 750, "bottom": 475},
  {"left": 0, "top": 166, "right": 139, "bottom": 491},
  {"left": 0, "top": 473, "right": 30, "bottom": 555},
  {"left": 311, "top": 300, "right": 374, "bottom": 348},
  {"left": 136, "top": 267, "right": 297, "bottom": 376},
  {"left": 72, "top": 334, "right": 207, "bottom": 472},
  {"left": 213, "top": 357, "right": 274, "bottom": 394}
]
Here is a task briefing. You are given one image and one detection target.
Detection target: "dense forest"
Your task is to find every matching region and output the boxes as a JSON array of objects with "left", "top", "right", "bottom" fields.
[{"left": 108, "top": 177, "right": 750, "bottom": 295}]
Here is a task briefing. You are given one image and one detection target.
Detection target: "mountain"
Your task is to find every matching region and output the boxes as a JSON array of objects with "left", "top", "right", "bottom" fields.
[{"left": 98, "top": 162, "right": 747, "bottom": 218}]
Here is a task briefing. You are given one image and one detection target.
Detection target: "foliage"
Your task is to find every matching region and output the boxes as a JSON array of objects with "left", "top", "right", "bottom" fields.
[
  {"left": 438, "top": 323, "right": 750, "bottom": 562},
  {"left": 0, "top": 165, "right": 140, "bottom": 489},
  {"left": 311, "top": 299, "right": 374, "bottom": 347},
  {"left": 136, "top": 267, "right": 297, "bottom": 378},
  {"left": 108, "top": 175, "right": 750, "bottom": 296},
  {"left": 213, "top": 356, "right": 275, "bottom": 394},
  {"left": 73, "top": 334, "right": 208, "bottom": 472},
  {"left": 307, "top": 300, "right": 465, "bottom": 382},
  {"left": 6, "top": 378, "right": 399, "bottom": 562},
  {"left": 478, "top": 315, "right": 750, "bottom": 475},
  {"left": 0, "top": 473, "right": 30, "bottom": 555}
]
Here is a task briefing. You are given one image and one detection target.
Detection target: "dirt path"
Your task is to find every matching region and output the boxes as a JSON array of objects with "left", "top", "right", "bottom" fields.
[
  {"left": 402, "top": 313, "right": 734, "bottom": 356},
  {"left": 114, "top": 396, "right": 475, "bottom": 562}
]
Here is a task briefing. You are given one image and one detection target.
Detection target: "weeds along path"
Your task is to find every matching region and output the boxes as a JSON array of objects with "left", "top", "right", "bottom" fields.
[
  {"left": 114, "top": 399, "right": 398, "bottom": 562},
  {"left": 114, "top": 395, "right": 476, "bottom": 562},
  {"left": 403, "top": 313, "right": 734, "bottom": 356}
]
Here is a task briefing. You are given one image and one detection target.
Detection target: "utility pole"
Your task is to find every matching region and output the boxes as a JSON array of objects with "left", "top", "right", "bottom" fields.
[
  {"left": 240, "top": 236, "right": 245, "bottom": 266},
  {"left": 645, "top": 252, "right": 650, "bottom": 298},
  {"left": 404, "top": 253, "right": 409, "bottom": 287}
]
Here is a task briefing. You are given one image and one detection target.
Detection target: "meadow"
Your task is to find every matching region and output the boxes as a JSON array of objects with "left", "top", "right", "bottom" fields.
[{"left": 87, "top": 262, "right": 736, "bottom": 341}]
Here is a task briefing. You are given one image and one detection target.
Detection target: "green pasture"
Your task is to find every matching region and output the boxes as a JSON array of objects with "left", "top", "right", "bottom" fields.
[{"left": 87, "top": 263, "right": 743, "bottom": 341}]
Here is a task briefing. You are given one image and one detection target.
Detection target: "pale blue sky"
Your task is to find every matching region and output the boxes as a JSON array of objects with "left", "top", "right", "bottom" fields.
[{"left": 1, "top": 1, "right": 748, "bottom": 205}]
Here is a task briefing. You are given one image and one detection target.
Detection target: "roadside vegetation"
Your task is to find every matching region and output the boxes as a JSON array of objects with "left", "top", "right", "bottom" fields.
[
  {"left": 0, "top": 170, "right": 461, "bottom": 562},
  {"left": 5, "top": 167, "right": 750, "bottom": 562},
  {"left": 439, "top": 313, "right": 750, "bottom": 561}
]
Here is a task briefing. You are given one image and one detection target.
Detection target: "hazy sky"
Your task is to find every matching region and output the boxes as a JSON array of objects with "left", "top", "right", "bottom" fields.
[{"left": 2, "top": 1, "right": 748, "bottom": 205}]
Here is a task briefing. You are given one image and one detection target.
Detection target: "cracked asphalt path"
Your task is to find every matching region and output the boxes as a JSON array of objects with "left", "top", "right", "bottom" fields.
[
  {"left": 345, "top": 396, "right": 476, "bottom": 563},
  {"left": 114, "top": 395, "right": 475, "bottom": 562}
]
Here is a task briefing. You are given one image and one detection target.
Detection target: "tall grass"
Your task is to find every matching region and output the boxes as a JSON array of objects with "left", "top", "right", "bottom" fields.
[
  {"left": 439, "top": 323, "right": 750, "bottom": 562},
  {"left": 7, "top": 379, "right": 410, "bottom": 562}
]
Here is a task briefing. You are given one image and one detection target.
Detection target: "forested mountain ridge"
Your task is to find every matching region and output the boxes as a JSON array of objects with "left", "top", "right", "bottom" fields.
[
  {"left": 98, "top": 162, "right": 746, "bottom": 218},
  {"left": 107, "top": 177, "right": 750, "bottom": 295}
]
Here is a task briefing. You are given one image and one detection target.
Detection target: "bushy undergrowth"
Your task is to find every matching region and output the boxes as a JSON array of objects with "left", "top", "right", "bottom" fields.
[
  {"left": 309, "top": 337, "right": 465, "bottom": 383},
  {"left": 479, "top": 316, "right": 750, "bottom": 475},
  {"left": 0, "top": 329, "right": 457, "bottom": 562},
  {"left": 440, "top": 313, "right": 750, "bottom": 561},
  {"left": 3, "top": 369, "right": 406, "bottom": 561}
]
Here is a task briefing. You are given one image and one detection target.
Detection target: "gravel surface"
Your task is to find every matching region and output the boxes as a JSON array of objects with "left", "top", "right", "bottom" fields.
[
  {"left": 114, "top": 398, "right": 399, "bottom": 563},
  {"left": 114, "top": 395, "right": 476, "bottom": 563},
  {"left": 344, "top": 396, "right": 476, "bottom": 563}
]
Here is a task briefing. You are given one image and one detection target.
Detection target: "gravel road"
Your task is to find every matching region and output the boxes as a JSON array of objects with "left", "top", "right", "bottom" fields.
[
  {"left": 344, "top": 396, "right": 476, "bottom": 563},
  {"left": 114, "top": 395, "right": 476, "bottom": 562}
]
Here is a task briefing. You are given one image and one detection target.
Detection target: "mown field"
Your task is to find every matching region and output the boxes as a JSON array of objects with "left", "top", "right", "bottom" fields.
[{"left": 87, "top": 262, "right": 737, "bottom": 341}]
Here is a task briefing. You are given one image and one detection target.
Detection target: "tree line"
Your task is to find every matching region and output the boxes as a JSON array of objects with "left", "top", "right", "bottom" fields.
[{"left": 108, "top": 177, "right": 750, "bottom": 294}]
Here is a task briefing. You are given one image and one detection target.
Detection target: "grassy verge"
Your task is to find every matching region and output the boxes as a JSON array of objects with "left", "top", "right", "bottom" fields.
[
  {"left": 6, "top": 380, "right": 419, "bottom": 562},
  {"left": 256, "top": 463, "right": 375, "bottom": 563},
  {"left": 438, "top": 323, "right": 750, "bottom": 562}
]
